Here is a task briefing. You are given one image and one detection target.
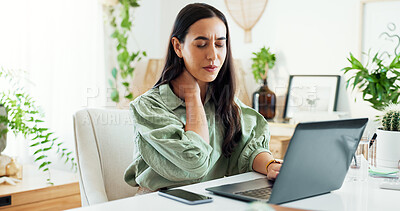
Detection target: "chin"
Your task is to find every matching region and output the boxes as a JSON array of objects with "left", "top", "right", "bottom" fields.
[{"left": 201, "top": 75, "right": 218, "bottom": 83}]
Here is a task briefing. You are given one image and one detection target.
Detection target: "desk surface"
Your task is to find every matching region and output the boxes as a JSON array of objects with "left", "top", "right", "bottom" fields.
[{"left": 71, "top": 165, "right": 400, "bottom": 211}]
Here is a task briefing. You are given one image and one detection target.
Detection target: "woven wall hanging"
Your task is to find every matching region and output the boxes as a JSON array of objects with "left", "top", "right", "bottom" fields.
[{"left": 225, "top": 0, "right": 269, "bottom": 43}]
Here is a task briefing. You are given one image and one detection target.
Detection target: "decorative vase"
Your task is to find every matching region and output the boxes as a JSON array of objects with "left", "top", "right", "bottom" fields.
[
  {"left": 0, "top": 104, "right": 6, "bottom": 154},
  {"left": 252, "top": 79, "right": 276, "bottom": 120},
  {"left": 376, "top": 129, "right": 400, "bottom": 169}
]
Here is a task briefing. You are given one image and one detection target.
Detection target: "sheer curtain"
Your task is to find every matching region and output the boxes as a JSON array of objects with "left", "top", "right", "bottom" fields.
[{"left": 0, "top": 0, "right": 108, "bottom": 170}]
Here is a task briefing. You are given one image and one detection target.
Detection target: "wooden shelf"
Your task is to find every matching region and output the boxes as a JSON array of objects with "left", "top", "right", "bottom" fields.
[
  {"left": 0, "top": 165, "right": 81, "bottom": 210},
  {"left": 269, "top": 122, "right": 296, "bottom": 137},
  {"left": 270, "top": 135, "right": 291, "bottom": 159},
  {"left": 269, "top": 122, "right": 297, "bottom": 128}
]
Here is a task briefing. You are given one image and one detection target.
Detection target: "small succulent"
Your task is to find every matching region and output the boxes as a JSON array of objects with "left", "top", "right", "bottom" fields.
[{"left": 382, "top": 104, "right": 400, "bottom": 131}]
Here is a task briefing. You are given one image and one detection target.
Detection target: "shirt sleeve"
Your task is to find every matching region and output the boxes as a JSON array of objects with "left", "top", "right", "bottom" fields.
[
  {"left": 130, "top": 96, "right": 213, "bottom": 182},
  {"left": 234, "top": 99, "right": 272, "bottom": 174}
]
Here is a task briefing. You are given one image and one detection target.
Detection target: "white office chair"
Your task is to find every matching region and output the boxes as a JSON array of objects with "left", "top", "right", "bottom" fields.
[{"left": 73, "top": 108, "right": 137, "bottom": 206}]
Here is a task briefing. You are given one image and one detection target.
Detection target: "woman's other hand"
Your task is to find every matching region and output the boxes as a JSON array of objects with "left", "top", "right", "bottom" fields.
[
  {"left": 266, "top": 163, "right": 281, "bottom": 180},
  {"left": 253, "top": 152, "right": 282, "bottom": 180}
]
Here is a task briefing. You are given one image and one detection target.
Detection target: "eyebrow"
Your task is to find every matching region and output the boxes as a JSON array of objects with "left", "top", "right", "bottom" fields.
[{"left": 194, "top": 36, "right": 226, "bottom": 41}]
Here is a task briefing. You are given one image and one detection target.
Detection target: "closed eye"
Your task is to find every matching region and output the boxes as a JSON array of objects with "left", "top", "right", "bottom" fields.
[{"left": 215, "top": 41, "right": 225, "bottom": 48}]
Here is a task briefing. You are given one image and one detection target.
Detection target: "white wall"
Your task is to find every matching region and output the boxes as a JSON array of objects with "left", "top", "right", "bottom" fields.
[
  {"left": 131, "top": 0, "right": 380, "bottom": 127},
  {"left": 0, "top": 0, "right": 107, "bottom": 170},
  {"left": 0, "top": 0, "right": 385, "bottom": 170}
]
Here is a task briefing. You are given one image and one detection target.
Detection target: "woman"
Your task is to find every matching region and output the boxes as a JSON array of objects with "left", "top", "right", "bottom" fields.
[{"left": 124, "top": 3, "right": 281, "bottom": 195}]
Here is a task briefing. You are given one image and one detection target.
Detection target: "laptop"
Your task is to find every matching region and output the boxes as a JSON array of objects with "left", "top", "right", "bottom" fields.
[{"left": 206, "top": 118, "right": 368, "bottom": 204}]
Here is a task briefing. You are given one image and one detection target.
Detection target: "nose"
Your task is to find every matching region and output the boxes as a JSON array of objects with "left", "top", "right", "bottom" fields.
[{"left": 206, "top": 45, "right": 217, "bottom": 61}]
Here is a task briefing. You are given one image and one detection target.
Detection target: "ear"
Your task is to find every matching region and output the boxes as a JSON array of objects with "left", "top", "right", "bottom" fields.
[{"left": 171, "top": 37, "right": 183, "bottom": 58}]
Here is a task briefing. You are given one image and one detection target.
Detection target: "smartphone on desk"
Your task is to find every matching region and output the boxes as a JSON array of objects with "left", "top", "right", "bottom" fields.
[{"left": 158, "top": 189, "right": 213, "bottom": 205}]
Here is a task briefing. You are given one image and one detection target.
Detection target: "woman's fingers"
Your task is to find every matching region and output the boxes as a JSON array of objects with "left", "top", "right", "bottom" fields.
[
  {"left": 271, "top": 163, "right": 281, "bottom": 172},
  {"left": 267, "top": 163, "right": 282, "bottom": 180}
]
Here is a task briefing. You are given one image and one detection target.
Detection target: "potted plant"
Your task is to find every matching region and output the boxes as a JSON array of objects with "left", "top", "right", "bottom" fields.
[
  {"left": 0, "top": 68, "right": 76, "bottom": 184},
  {"left": 102, "top": 0, "right": 147, "bottom": 107},
  {"left": 342, "top": 46, "right": 400, "bottom": 169},
  {"left": 341, "top": 52, "right": 400, "bottom": 111},
  {"left": 376, "top": 104, "right": 400, "bottom": 169},
  {"left": 251, "top": 46, "right": 277, "bottom": 120}
]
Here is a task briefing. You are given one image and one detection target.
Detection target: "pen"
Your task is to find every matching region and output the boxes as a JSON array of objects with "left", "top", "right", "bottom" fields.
[
  {"left": 369, "top": 133, "right": 377, "bottom": 148},
  {"left": 353, "top": 154, "right": 358, "bottom": 167}
]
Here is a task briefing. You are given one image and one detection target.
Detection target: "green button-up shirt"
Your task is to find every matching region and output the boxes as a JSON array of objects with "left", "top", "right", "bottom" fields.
[{"left": 124, "top": 84, "right": 271, "bottom": 191}]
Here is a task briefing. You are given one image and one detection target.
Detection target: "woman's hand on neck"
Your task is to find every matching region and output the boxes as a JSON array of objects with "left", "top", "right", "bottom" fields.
[
  {"left": 170, "top": 68, "right": 208, "bottom": 104},
  {"left": 170, "top": 68, "right": 210, "bottom": 144}
]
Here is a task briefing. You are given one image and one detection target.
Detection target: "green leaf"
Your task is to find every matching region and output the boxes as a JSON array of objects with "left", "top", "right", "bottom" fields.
[
  {"left": 131, "top": 52, "right": 139, "bottom": 61},
  {"left": 111, "top": 89, "right": 119, "bottom": 103},
  {"left": 118, "top": 51, "right": 129, "bottom": 63},
  {"left": 33, "top": 149, "right": 43, "bottom": 155},
  {"left": 122, "top": 82, "right": 129, "bottom": 87},
  {"left": 30, "top": 142, "right": 40, "bottom": 147},
  {"left": 111, "top": 68, "right": 117, "bottom": 79},
  {"left": 108, "top": 79, "right": 114, "bottom": 87},
  {"left": 376, "top": 84, "right": 383, "bottom": 100},
  {"left": 128, "top": 0, "right": 140, "bottom": 7},
  {"left": 40, "top": 139, "right": 50, "bottom": 144},
  {"left": 111, "top": 30, "right": 119, "bottom": 38},
  {"left": 35, "top": 155, "right": 47, "bottom": 162},
  {"left": 121, "top": 18, "right": 131, "bottom": 29},
  {"left": 37, "top": 128, "right": 48, "bottom": 132},
  {"left": 368, "top": 83, "right": 377, "bottom": 97},
  {"left": 117, "top": 43, "right": 123, "bottom": 51},
  {"left": 45, "top": 132, "right": 53, "bottom": 139},
  {"left": 125, "top": 93, "right": 133, "bottom": 100},
  {"left": 38, "top": 161, "right": 49, "bottom": 170},
  {"left": 43, "top": 146, "right": 52, "bottom": 151},
  {"left": 349, "top": 53, "right": 364, "bottom": 70},
  {"left": 142, "top": 51, "right": 147, "bottom": 56},
  {"left": 120, "top": 71, "right": 127, "bottom": 79}
]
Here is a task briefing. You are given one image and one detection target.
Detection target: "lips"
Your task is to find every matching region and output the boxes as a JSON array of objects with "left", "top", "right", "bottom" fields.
[{"left": 203, "top": 65, "right": 218, "bottom": 72}]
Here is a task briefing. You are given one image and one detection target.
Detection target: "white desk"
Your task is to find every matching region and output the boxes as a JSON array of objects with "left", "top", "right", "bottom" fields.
[{"left": 71, "top": 164, "right": 400, "bottom": 211}]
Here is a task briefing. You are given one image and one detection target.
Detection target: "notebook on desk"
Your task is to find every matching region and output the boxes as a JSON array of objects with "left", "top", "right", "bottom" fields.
[{"left": 206, "top": 118, "right": 368, "bottom": 204}]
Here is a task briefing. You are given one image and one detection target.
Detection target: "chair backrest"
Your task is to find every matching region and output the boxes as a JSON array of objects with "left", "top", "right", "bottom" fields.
[{"left": 73, "top": 108, "right": 137, "bottom": 206}]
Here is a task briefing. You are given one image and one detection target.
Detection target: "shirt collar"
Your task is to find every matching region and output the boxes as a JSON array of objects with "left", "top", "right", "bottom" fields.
[
  {"left": 159, "top": 83, "right": 212, "bottom": 111},
  {"left": 159, "top": 84, "right": 184, "bottom": 110}
]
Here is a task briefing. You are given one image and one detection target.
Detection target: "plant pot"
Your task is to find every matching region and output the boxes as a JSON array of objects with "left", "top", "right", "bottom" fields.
[
  {"left": 0, "top": 104, "right": 6, "bottom": 154},
  {"left": 252, "top": 79, "right": 276, "bottom": 120},
  {"left": 376, "top": 129, "right": 400, "bottom": 169}
]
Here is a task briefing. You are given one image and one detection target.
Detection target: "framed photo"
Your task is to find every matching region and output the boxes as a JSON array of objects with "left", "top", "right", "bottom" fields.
[
  {"left": 283, "top": 75, "right": 340, "bottom": 119},
  {"left": 359, "top": 0, "right": 400, "bottom": 62}
]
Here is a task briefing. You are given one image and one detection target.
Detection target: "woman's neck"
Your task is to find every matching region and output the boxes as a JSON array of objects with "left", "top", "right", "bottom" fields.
[{"left": 198, "top": 81, "right": 208, "bottom": 104}]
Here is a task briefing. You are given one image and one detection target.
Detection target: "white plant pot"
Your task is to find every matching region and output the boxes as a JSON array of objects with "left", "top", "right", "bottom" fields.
[{"left": 376, "top": 129, "right": 400, "bottom": 169}]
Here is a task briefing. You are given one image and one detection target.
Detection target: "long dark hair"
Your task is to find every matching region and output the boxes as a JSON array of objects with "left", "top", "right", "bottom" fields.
[{"left": 154, "top": 3, "right": 242, "bottom": 158}]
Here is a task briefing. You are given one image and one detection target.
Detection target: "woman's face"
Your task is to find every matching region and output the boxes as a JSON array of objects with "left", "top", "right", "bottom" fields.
[{"left": 174, "top": 17, "right": 227, "bottom": 83}]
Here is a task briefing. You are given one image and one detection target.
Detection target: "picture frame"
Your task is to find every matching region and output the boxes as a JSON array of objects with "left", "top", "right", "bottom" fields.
[
  {"left": 283, "top": 75, "right": 340, "bottom": 119},
  {"left": 359, "top": 0, "right": 400, "bottom": 61}
]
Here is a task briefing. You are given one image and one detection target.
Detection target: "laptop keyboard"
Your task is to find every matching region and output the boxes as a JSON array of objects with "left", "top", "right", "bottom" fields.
[{"left": 235, "top": 186, "right": 273, "bottom": 200}]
